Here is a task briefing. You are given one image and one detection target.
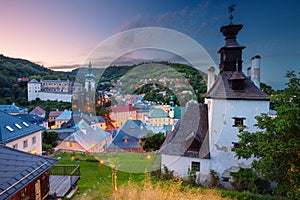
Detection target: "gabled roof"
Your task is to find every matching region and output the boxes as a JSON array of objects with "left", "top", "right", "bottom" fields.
[
  {"left": 16, "top": 114, "right": 47, "bottom": 125},
  {"left": 0, "top": 111, "right": 44, "bottom": 144},
  {"left": 111, "top": 104, "right": 136, "bottom": 113},
  {"left": 55, "top": 110, "right": 72, "bottom": 121},
  {"left": 49, "top": 111, "right": 63, "bottom": 118},
  {"left": 0, "top": 104, "right": 28, "bottom": 114},
  {"left": 159, "top": 103, "right": 209, "bottom": 159},
  {"left": 61, "top": 114, "right": 106, "bottom": 129},
  {"left": 28, "top": 78, "right": 39, "bottom": 83},
  {"left": 204, "top": 71, "right": 269, "bottom": 100},
  {"left": 29, "top": 106, "right": 46, "bottom": 116},
  {"left": 146, "top": 108, "right": 168, "bottom": 118},
  {"left": 0, "top": 145, "right": 57, "bottom": 199},
  {"left": 107, "top": 120, "right": 148, "bottom": 149},
  {"left": 63, "top": 120, "right": 110, "bottom": 150}
]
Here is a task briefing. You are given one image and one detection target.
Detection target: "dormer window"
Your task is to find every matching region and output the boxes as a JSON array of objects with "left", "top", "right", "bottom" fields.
[
  {"left": 15, "top": 123, "right": 22, "bottom": 129},
  {"left": 123, "top": 136, "right": 128, "bottom": 143}
]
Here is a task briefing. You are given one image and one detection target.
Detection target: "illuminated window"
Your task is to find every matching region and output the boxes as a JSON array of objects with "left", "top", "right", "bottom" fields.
[
  {"left": 6, "top": 126, "right": 14, "bottom": 132},
  {"left": 15, "top": 123, "right": 22, "bottom": 129},
  {"left": 22, "top": 122, "right": 29, "bottom": 127}
]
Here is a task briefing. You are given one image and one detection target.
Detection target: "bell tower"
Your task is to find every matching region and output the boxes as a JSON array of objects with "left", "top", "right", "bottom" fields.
[{"left": 218, "top": 4, "right": 245, "bottom": 73}]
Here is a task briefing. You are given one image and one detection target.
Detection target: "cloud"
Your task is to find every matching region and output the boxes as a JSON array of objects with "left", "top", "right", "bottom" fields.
[
  {"left": 119, "top": 1, "right": 220, "bottom": 38},
  {"left": 49, "top": 64, "right": 81, "bottom": 71}
]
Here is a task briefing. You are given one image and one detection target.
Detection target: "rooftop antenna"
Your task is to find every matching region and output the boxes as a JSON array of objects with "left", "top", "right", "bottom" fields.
[{"left": 228, "top": 4, "right": 235, "bottom": 25}]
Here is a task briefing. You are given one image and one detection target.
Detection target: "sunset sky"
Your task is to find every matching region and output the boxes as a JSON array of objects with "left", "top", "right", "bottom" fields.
[{"left": 0, "top": 0, "right": 299, "bottom": 89}]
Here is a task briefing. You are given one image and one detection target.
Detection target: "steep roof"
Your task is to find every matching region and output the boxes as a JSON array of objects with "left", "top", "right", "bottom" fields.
[
  {"left": 0, "top": 104, "right": 28, "bottom": 114},
  {"left": 110, "top": 104, "right": 136, "bottom": 113},
  {"left": 159, "top": 103, "right": 209, "bottom": 159},
  {"left": 28, "top": 79, "right": 39, "bottom": 83},
  {"left": 62, "top": 120, "right": 110, "bottom": 150},
  {"left": 0, "top": 145, "right": 57, "bottom": 199},
  {"left": 49, "top": 111, "right": 63, "bottom": 118},
  {"left": 173, "top": 106, "right": 186, "bottom": 119},
  {"left": 204, "top": 71, "right": 269, "bottom": 100},
  {"left": 29, "top": 106, "right": 46, "bottom": 116},
  {"left": 0, "top": 111, "right": 44, "bottom": 144},
  {"left": 55, "top": 110, "right": 72, "bottom": 121},
  {"left": 16, "top": 114, "right": 47, "bottom": 125},
  {"left": 147, "top": 108, "right": 168, "bottom": 118},
  {"left": 107, "top": 120, "right": 148, "bottom": 149}
]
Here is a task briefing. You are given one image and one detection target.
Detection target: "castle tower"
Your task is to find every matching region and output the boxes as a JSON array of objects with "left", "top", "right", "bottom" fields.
[{"left": 27, "top": 79, "right": 41, "bottom": 101}]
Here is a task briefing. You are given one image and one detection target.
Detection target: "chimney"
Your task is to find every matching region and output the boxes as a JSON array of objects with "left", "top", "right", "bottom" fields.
[
  {"left": 207, "top": 66, "right": 216, "bottom": 92},
  {"left": 250, "top": 55, "right": 261, "bottom": 89}
]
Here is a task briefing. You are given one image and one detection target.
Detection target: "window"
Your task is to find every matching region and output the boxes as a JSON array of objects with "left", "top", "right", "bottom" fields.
[
  {"left": 191, "top": 161, "right": 200, "bottom": 172},
  {"left": 32, "top": 136, "right": 36, "bottom": 144},
  {"left": 15, "top": 123, "right": 22, "bottom": 129},
  {"left": 22, "top": 122, "right": 29, "bottom": 127},
  {"left": 6, "top": 126, "right": 14, "bottom": 132},
  {"left": 23, "top": 140, "right": 28, "bottom": 148},
  {"left": 232, "top": 117, "right": 246, "bottom": 127},
  {"left": 222, "top": 177, "right": 230, "bottom": 182},
  {"left": 13, "top": 144, "right": 18, "bottom": 149},
  {"left": 231, "top": 142, "right": 239, "bottom": 151}
]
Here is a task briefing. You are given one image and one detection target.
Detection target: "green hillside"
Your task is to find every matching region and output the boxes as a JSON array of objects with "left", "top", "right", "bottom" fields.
[{"left": 0, "top": 54, "right": 73, "bottom": 105}]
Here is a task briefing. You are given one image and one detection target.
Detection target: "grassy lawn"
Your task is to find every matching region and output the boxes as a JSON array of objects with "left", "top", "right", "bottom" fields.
[
  {"left": 52, "top": 153, "right": 280, "bottom": 200},
  {"left": 53, "top": 153, "right": 146, "bottom": 199}
]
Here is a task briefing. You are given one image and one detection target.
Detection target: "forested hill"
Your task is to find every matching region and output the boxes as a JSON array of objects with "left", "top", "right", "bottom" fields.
[{"left": 0, "top": 54, "right": 72, "bottom": 105}]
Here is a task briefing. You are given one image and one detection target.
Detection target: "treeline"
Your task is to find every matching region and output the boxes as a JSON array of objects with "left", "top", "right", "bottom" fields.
[{"left": 0, "top": 54, "right": 74, "bottom": 105}]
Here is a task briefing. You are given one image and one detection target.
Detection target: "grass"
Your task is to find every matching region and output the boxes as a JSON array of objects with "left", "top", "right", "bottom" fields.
[
  {"left": 53, "top": 153, "right": 145, "bottom": 199},
  {"left": 52, "top": 153, "right": 281, "bottom": 200}
]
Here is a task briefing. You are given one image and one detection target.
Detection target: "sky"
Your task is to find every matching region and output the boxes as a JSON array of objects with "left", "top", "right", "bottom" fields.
[{"left": 0, "top": 0, "right": 300, "bottom": 89}]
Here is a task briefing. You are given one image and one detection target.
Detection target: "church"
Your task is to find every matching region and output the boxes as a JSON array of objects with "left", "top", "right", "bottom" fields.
[{"left": 159, "top": 20, "right": 270, "bottom": 184}]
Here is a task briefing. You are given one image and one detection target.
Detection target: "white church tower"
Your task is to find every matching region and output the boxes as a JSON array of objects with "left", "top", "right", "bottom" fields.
[
  {"left": 85, "top": 61, "right": 95, "bottom": 92},
  {"left": 204, "top": 22, "right": 270, "bottom": 181},
  {"left": 160, "top": 16, "right": 270, "bottom": 185}
]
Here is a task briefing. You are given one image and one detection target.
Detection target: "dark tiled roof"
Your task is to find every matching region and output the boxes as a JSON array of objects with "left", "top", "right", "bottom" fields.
[
  {"left": 0, "top": 104, "right": 28, "bottom": 114},
  {"left": 107, "top": 120, "right": 148, "bottom": 149},
  {"left": 0, "top": 111, "right": 44, "bottom": 144},
  {"left": 159, "top": 103, "right": 209, "bottom": 159},
  {"left": 0, "top": 145, "right": 57, "bottom": 199},
  {"left": 16, "top": 114, "right": 47, "bottom": 125},
  {"left": 204, "top": 71, "right": 269, "bottom": 100}
]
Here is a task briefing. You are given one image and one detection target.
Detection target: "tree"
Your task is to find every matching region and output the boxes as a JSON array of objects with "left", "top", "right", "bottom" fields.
[
  {"left": 140, "top": 133, "right": 166, "bottom": 152},
  {"left": 235, "top": 71, "right": 300, "bottom": 198}
]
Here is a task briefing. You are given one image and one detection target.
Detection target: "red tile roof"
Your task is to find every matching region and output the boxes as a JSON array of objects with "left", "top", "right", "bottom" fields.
[
  {"left": 110, "top": 104, "right": 136, "bottom": 113},
  {"left": 49, "top": 111, "right": 63, "bottom": 117},
  {"left": 29, "top": 106, "right": 45, "bottom": 116}
]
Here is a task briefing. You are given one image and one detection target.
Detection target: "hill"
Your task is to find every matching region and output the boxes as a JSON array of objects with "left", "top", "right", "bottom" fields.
[{"left": 0, "top": 54, "right": 73, "bottom": 105}]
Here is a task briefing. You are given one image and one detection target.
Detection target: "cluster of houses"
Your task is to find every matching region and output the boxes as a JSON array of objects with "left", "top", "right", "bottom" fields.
[{"left": 0, "top": 20, "right": 279, "bottom": 199}]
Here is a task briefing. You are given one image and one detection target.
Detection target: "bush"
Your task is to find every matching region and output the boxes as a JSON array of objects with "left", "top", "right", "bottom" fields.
[
  {"left": 209, "top": 169, "right": 222, "bottom": 188},
  {"left": 161, "top": 165, "right": 174, "bottom": 180},
  {"left": 231, "top": 168, "right": 257, "bottom": 193}
]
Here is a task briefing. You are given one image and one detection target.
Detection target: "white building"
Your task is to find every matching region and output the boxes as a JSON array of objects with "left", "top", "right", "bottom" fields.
[
  {"left": 27, "top": 79, "right": 72, "bottom": 102},
  {"left": 160, "top": 22, "right": 270, "bottom": 185}
]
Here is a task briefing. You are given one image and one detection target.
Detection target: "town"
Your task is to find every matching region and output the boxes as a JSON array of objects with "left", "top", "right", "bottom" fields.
[{"left": 1, "top": 2, "right": 299, "bottom": 200}]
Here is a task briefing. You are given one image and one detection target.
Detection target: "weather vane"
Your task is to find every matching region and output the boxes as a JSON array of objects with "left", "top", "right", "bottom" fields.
[{"left": 228, "top": 4, "right": 235, "bottom": 24}]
